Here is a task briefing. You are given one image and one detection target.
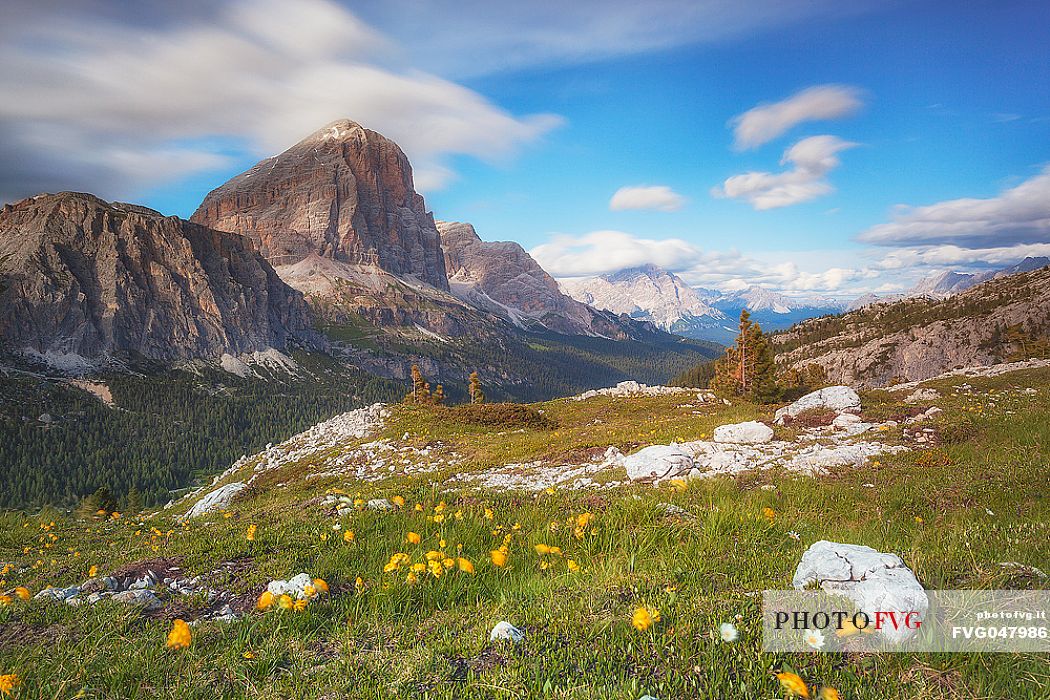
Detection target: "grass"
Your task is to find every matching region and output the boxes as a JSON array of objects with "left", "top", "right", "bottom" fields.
[{"left": 1, "top": 370, "right": 1048, "bottom": 698}]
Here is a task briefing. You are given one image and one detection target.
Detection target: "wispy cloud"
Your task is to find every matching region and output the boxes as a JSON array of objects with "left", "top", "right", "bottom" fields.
[
  {"left": 0, "top": 0, "right": 561, "bottom": 203},
  {"left": 730, "top": 84, "right": 864, "bottom": 150},
  {"left": 609, "top": 185, "right": 686, "bottom": 211},
  {"left": 858, "top": 166, "right": 1050, "bottom": 248},
  {"left": 713, "top": 135, "right": 857, "bottom": 210}
]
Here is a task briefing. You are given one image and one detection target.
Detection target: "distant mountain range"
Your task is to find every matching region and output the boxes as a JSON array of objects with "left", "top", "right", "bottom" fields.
[{"left": 562, "top": 265, "right": 847, "bottom": 344}]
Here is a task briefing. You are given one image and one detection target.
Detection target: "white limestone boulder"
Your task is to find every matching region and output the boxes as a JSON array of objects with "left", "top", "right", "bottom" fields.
[
  {"left": 792, "top": 540, "right": 928, "bottom": 643},
  {"left": 713, "top": 421, "right": 774, "bottom": 444},
  {"left": 266, "top": 573, "right": 315, "bottom": 599},
  {"left": 775, "top": 386, "right": 861, "bottom": 425},
  {"left": 623, "top": 444, "right": 694, "bottom": 482},
  {"left": 186, "top": 481, "right": 248, "bottom": 518}
]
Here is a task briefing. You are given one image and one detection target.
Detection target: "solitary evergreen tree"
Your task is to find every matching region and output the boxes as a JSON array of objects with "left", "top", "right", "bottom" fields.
[
  {"left": 433, "top": 384, "right": 446, "bottom": 405},
  {"left": 468, "top": 371, "right": 485, "bottom": 404},
  {"left": 711, "top": 310, "right": 777, "bottom": 403},
  {"left": 408, "top": 364, "right": 432, "bottom": 403}
]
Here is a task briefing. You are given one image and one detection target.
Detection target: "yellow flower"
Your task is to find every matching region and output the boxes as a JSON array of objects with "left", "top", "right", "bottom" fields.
[
  {"left": 319, "top": 533, "right": 328, "bottom": 542},
  {"left": 303, "top": 584, "right": 317, "bottom": 598},
  {"left": 243, "top": 651, "right": 256, "bottom": 660},
  {"left": 428, "top": 560, "right": 444, "bottom": 578},
  {"left": 534, "top": 544, "right": 551, "bottom": 555},
  {"left": 343, "top": 530, "right": 355, "bottom": 543},
  {"left": 166, "top": 619, "right": 192, "bottom": 650},
  {"left": 442, "top": 558, "right": 455, "bottom": 570},
  {"left": 256, "top": 591, "right": 275, "bottom": 611},
  {"left": 776, "top": 672, "right": 810, "bottom": 698},
  {"left": 763, "top": 507, "right": 776, "bottom": 522},
  {"left": 0, "top": 674, "right": 20, "bottom": 696},
  {"left": 576, "top": 513, "right": 594, "bottom": 529},
  {"left": 392, "top": 495, "right": 406, "bottom": 508},
  {"left": 484, "top": 508, "right": 494, "bottom": 520},
  {"left": 915, "top": 516, "right": 924, "bottom": 524},
  {"left": 425, "top": 550, "right": 442, "bottom": 561},
  {"left": 407, "top": 531, "right": 421, "bottom": 545},
  {"left": 354, "top": 576, "right": 364, "bottom": 591},
  {"left": 89, "top": 565, "right": 98, "bottom": 578},
  {"left": 817, "top": 688, "right": 840, "bottom": 700},
  {"left": 632, "top": 606, "right": 661, "bottom": 631},
  {"left": 246, "top": 524, "right": 257, "bottom": 542},
  {"left": 110, "top": 512, "right": 121, "bottom": 520},
  {"left": 433, "top": 513, "right": 446, "bottom": 524},
  {"left": 414, "top": 503, "right": 424, "bottom": 512},
  {"left": 13, "top": 587, "right": 30, "bottom": 602},
  {"left": 456, "top": 557, "right": 475, "bottom": 574},
  {"left": 490, "top": 549, "right": 508, "bottom": 568},
  {"left": 312, "top": 578, "right": 329, "bottom": 594},
  {"left": 567, "top": 559, "right": 580, "bottom": 572},
  {"left": 835, "top": 618, "right": 874, "bottom": 637},
  {"left": 406, "top": 571, "right": 419, "bottom": 585},
  {"left": 0, "top": 595, "right": 11, "bottom": 607},
  {"left": 278, "top": 594, "right": 294, "bottom": 610},
  {"left": 294, "top": 598, "right": 309, "bottom": 612},
  {"left": 411, "top": 562, "right": 427, "bottom": 573}
]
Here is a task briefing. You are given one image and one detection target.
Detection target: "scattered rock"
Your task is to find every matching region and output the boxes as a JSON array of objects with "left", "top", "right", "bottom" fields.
[
  {"left": 366, "top": 498, "right": 393, "bottom": 511},
  {"left": 792, "top": 540, "right": 928, "bottom": 643},
  {"left": 904, "top": 388, "right": 940, "bottom": 403},
  {"left": 110, "top": 589, "right": 163, "bottom": 610},
  {"left": 775, "top": 386, "right": 861, "bottom": 425},
  {"left": 489, "top": 621, "right": 525, "bottom": 643},
  {"left": 573, "top": 381, "right": 712, "bottom": 402},
  {"left": 623, "top": 444, "right": 694, "bottom": 482},
  {"left": 998, "top": 561, "right": 1047, "bottom": 579},
  {"left": 655, "top": 503, "right": 695, "bottom": 519},
  {"left": 713, "top": 421, "right": 774, "bottom": 444},
  {"left": 266, "top": 573, "right": 316, "bottom": 599}
]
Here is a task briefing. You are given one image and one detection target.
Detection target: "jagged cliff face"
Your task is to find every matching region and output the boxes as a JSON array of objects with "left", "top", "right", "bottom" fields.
[
  {"left": 191, "top": 120, "right": 448, "bottom": 291},
  {"left": 437, "top": 220, "right": 617, "bottom": 336},
  {"left": 775, "top": 267, "right": 1050, "bottom": 386},
  {"left": 0, "top": 193, "right": 314, "bottom": 362}
]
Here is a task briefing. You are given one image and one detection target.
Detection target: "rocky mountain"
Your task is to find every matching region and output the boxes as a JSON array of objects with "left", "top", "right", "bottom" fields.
[
  {"left": 908, "top": 257, "right": 1050, "bottom": 299},
  {"left": 775, "top": 266, "right": 1050, "bottom": 386},
  {"left": 192, "top": 119, "right": 448, "bottom": 291},
  {"left": 712, "top": 286, "right": 846, "bottom": 335},
  {"left": 561, "top": 265, "right": 730, "bottom": 341},
  {"left": 0, "top": 192, "right": 314, "bottom": 364},
  {"left": 436, "top": 221, "right": 636, "bottom": 337}
]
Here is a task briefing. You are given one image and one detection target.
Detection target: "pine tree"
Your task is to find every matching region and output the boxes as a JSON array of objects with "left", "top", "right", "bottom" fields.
[
  {"left": 711, "top": 310, "right": 778, "bottom": 403},
  {"left": 468, "top": 371, "right": 485, "bottom": 404},
  {"left": 432, "top": 384, "right": 446, "bottom": 405},
  {"left": 124, "top": 486, "right": 143, "bottom": 514},
  {"left": 408, "top": 364, "right": 432, "bottom": 403}
]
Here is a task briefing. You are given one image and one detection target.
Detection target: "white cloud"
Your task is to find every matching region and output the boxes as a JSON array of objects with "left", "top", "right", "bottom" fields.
[
  {"left": 858, "top": 166, "right": 1050, "bottom": 248},
  {"left": 713, "top": 135, "right": 857, "bottom": 210},
  {"left": 530, "top": 229, "right": 874, "bottom": 296},
  {"left": 730, "top": 85, "right": 864, "bottom": 150},
  {"left": 0, "top": 0, "right": 562, "bottom": 202},
  {"left": 356, "top": 1, "right": 877, "bottom": 78},
  {"left": 609, "top": 185, "right": 686, "bottom": 211},
  {"left": 530, "top": 230, "right": 706, "bottom": 277}
]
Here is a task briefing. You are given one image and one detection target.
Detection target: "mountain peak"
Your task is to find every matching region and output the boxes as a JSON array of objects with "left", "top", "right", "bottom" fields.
[{"left": 192, "top": 120, "right": 449, "bottom": 291}]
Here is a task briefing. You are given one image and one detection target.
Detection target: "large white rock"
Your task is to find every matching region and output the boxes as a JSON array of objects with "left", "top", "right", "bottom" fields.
[
  {"left": 713, "top": 421, "right": 774, "bottom": 444},
  {"left": 792, "top": 540, "right": 928, "bottom": 643},
  {"left": 186, "top": 481, "right": 248, "bottom": 518},
  {"left": 775, "top": 386, "right": 861, "bottom": 424},
  {"left": 623, "top": 444, "right": 694, "bottom": 482}
]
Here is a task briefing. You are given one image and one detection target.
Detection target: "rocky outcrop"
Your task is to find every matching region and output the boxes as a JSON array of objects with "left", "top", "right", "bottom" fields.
[
  {"left": 0, "top": 193, "right": 314, "bottom": 363},
  {"left": 437, "top": 220, "right": 628, "bottom": 336},
  {"left": 192, "top": 119, "right": 448, "bottom": 291},
  {"left": 776, "top": 267, "right": 1050, "bottom": 387},
  {"left": 774, "top": 386, "right": 861, "bottom": 424}
]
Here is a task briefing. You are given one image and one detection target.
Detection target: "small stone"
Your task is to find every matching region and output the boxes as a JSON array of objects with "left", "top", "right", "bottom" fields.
[{"left": 490, "top": 621, "right": 525, "bottom": 643}]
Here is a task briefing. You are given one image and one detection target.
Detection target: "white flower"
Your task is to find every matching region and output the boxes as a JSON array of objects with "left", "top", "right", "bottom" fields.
[
  {"left": 804, "top": 629, "right": 826, "bottom": 650},
  {"left": 719, "top": 622, "right": 739, "bottom": 642},
  {"left": 787, "top": 531, "right": 801, "bottom": 541}
]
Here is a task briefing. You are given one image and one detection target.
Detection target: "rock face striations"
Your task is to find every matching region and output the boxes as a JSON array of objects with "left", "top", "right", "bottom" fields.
[
  {"left": 192, "top": 119, "right": 448, "bottom": 291},
  {"left": 0, "top": 193, "right": 314, "bottom": 362},
  {"left": 437, "top": 220, "right": 630, "bottom": 337}
]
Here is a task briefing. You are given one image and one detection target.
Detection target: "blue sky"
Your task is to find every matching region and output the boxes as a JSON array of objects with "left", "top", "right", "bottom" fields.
[{"left": 2, "top": 0, "right": 1048, "bottom": 297}]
